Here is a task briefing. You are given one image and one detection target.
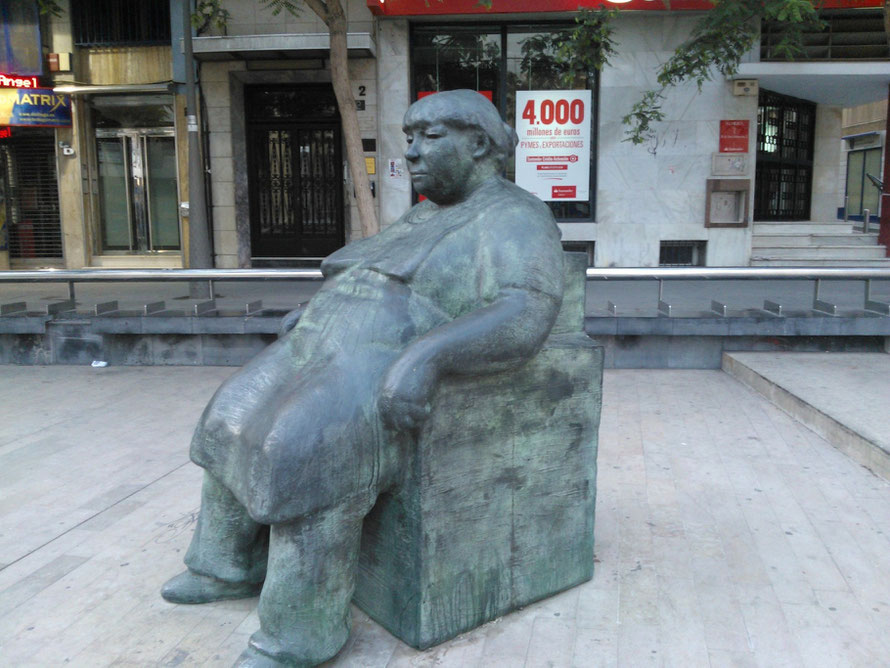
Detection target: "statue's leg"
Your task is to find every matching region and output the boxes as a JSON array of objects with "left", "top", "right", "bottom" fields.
[
  {"left": 162, "top": 472, "right": 269, "bottom": 604},
  {"left": 237, "top": 500, "right": 368, "bottom": 667}
]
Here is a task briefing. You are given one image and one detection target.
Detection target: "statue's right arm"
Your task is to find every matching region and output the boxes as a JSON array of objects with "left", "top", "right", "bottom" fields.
[{"left": 378, "top": 204, "right": 563, "bottom": 433}]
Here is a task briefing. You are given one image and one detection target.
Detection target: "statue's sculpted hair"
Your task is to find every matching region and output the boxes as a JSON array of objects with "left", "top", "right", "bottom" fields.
[{"left": 403, "top": 89, "right": 519, "bottom": 169}]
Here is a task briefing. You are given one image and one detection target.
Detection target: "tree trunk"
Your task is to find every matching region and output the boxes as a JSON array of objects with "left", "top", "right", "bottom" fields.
[{"left": 324, "top": 1, "right": 379, "bottom": 238}]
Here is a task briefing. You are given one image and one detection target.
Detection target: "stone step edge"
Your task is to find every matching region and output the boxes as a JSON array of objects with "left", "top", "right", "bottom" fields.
[
  {"left": 748, "top": 244, "right": 881, "bottom": 250},
  {"left": 721, "top": 352, "right": 890, "bottom": 481},
  {"left": 751, "top": 256, "right": 890, "bottom": 260},
  {"left": 750, "top": 261, "right": 890, "bottom": 267},
  {"left": 751, "top": 233, "right": 878, "bottom": 239},
  {"left": 752, "top": 221, "right": 854, "bottom": 226}
]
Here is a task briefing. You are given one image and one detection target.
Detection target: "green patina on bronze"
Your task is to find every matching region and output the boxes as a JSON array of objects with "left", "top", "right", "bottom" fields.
[{"left": 161, "top": 90, "right": 603, "bottom": 667}]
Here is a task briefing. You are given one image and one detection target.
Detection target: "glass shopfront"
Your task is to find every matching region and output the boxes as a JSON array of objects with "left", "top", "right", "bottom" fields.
[{"left": 412, "top": 24, "right": 596, "bottom": 221}]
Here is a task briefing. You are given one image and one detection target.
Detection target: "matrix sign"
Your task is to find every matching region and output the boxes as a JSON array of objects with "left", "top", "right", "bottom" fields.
[
  {"left": 0, "top": 88, "right": 71, "bottom": 127},
  {"left": 515, "top": 90, "right": 591, "bottom": 202}
]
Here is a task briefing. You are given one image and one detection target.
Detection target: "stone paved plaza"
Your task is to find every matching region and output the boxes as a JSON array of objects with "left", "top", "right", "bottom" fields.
[{"left": 1, "top": 364, "right": 889, "bottom": 666}]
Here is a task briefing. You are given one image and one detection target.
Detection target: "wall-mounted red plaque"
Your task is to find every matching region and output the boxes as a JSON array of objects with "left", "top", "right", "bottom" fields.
[{"left": 719, "top": 120, "right": 749, "bottom": 153}]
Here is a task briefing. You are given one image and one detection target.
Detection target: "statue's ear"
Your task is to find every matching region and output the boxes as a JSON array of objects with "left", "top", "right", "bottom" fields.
[{"left": 472, "top": 131, "right": 490, "bottom": 160}]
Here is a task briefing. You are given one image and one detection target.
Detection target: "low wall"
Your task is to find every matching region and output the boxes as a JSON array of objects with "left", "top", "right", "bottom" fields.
[{"left": 1, "top": 312, "right": 887, "bottom": 368}]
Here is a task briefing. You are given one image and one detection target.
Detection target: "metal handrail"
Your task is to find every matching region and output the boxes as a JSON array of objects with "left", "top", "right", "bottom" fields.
[
  {"left": 584, "top": 267, "right": 890, "bottom": 281},
  {"left": 0, "top": 268, "right": 324, "bottom": 283},
  {"left": 0, "top": 266, "right": 888, "bottom": 283},
  {"left": 1, "top": 267, "right": 888, "bottom": 317}
]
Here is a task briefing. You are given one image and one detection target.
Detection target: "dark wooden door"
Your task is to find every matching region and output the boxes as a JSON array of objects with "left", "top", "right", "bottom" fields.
[{"left": 246, "top": 86, "right": 344, "bottom": 259}]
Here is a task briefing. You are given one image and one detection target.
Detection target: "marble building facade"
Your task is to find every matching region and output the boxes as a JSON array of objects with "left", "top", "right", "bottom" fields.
[{"left": 196, "top": 1, "right": 880, "bottom": 268}]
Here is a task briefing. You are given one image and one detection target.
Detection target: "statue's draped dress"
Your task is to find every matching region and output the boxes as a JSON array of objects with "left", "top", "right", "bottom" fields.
[{"left": 189, "top": 177, "right": 563, "bottom": 525}]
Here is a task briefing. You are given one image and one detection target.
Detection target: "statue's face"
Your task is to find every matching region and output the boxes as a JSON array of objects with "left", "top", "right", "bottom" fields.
[{"left": 403, "top": 117, "right": 480, "bottom": 205}]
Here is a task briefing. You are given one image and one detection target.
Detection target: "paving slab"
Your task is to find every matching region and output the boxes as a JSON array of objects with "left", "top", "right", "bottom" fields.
[
  {"left": 723, "top": 352, "right": 890, "bottom": 480},
  {"left": 1, "top": 366, "right": 889, "bottom": 666}
]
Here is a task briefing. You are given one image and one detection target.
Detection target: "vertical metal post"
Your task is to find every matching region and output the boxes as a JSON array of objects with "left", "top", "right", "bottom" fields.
[
  {"left": 67, "top": 281, "right": 75, "bottom": 301},
  {"left": 864, "top": 208, "right": 871, "bottom": 232},
  {"left": 812, "top": 278, "right": 836, "bottom": 315},
  {"left": 864, "top": 277, "right": 890, "bottom": 314}
]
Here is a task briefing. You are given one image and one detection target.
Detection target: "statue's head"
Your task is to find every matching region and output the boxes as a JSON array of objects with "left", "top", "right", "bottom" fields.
[{"left": 402, "top": 90, "right": 518, "bottom": 205}]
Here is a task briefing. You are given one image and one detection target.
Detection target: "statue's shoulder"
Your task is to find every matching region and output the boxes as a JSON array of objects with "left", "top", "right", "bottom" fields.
[{"left": 477, "top": 178, "right": 560, "bottom": 241}]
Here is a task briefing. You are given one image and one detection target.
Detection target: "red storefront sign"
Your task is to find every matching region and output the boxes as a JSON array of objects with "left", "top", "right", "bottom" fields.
[
  {"left": 368, "top": 0, "right": 881, "bottom": 16},
  {"left": 719, "top": 120, "right": 749, "bottom": 153},
  {"left": 0, "top": 74, "right": 39, "bottom": 89}
]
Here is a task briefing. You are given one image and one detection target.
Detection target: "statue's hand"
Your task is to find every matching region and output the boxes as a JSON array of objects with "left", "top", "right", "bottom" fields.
[
  {"left": 379, "top": 356, "right": 436, "bottom": 434},
  {"left": 277, "top": 306, "right": 304, "bottom": 338}
]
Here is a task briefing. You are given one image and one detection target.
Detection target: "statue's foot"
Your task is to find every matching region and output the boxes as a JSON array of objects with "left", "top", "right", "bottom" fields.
[
  {"left": 233, "top": 645, "right": 300, "bottom": 668},
  {"left": 161, "top": 570, "right": 262, "bottom": 604}
]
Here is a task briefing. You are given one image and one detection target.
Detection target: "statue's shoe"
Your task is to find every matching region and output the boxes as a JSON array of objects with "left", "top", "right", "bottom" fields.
[
  {"left": 161, "top": 570, "right": 262, "bottom": 604},
  {"left": 233, "top": 645, "right": 298, "bottom": 667}
]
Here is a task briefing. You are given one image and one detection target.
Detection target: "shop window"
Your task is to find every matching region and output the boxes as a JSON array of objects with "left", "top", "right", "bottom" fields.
[
  {"left": 659, "top": 241, "right": 705, "bottom": 267},
  {"left": 413, "top": 29, "right": 502, "bottom": 102},
  {"left": 92, "top": 94, "right": 175, "bottom": 129},
  {"left": 411, "top": 24, "right": 596, "bottom": 221},
  {"left": 73, "top": 0, "right": 171, "bottom": 47}
]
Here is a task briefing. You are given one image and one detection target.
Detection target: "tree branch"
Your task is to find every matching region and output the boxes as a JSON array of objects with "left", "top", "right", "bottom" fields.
[
  {"left": 302, "top": 0, "right": 330, "bottom": 23},
  {"left": 622, "top": 0, "right": 824, "bottom": 145}
]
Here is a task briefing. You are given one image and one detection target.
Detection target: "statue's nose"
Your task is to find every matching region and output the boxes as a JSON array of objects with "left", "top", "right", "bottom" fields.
[{"left": 405, "top": 142, "right": 419, "bottom": 161}]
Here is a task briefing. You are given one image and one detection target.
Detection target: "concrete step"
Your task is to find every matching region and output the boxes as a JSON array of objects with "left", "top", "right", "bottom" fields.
[
  {"left": 752, "top": 233, "right": 880, "bottom": 247},
  {"left": 750, "top": 245, "right": 887, "bottom": 260},
  {"left": 722, "top": 352, "right": 890, "bottom": 481},
  {"left": 750, "top": 257, "right": 890, "bottom": 266},
  {"left": 752, "top": 221, "right": 855, "bottom": 234}
]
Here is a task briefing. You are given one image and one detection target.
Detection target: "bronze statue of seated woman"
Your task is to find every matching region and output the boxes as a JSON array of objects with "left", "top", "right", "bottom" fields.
[{"left": 161, "top": 90, "right": 567, "bottom": 667}]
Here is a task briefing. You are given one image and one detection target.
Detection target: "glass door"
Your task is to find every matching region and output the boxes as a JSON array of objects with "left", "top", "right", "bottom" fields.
[
  {"left": 845, "top": 147, "right": 882, "bottom": 223},
  {"left": 96, "top": 128, "right": 180, "bottom": 253}
]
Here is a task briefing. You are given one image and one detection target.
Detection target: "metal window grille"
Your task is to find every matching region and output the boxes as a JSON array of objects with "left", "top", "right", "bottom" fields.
[
  {"left": 761, "top": 9, "right": 889, "bottom": 61},
  {"left": 73, "top": 0, "right": 171, "bottom": 47},
  {"left": 659, "top": 241, "right": 706, "bottom": 267},
  {"left": 0, "top": 132, "right": 63, "bottom": 259},
  {"left": 755, "top": 90, "right": 816, "bottom": 221}
]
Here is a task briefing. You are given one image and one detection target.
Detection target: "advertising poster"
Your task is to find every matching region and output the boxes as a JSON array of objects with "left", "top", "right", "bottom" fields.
[
  {"left": 0, "top": 88, "right": 71, "bottom": 127},
  {"left": 0, "top": 1, "right": 43, "bottom": 75},
  {"left": 515, "top": 90, "right": 591, "bottom": 201}
]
